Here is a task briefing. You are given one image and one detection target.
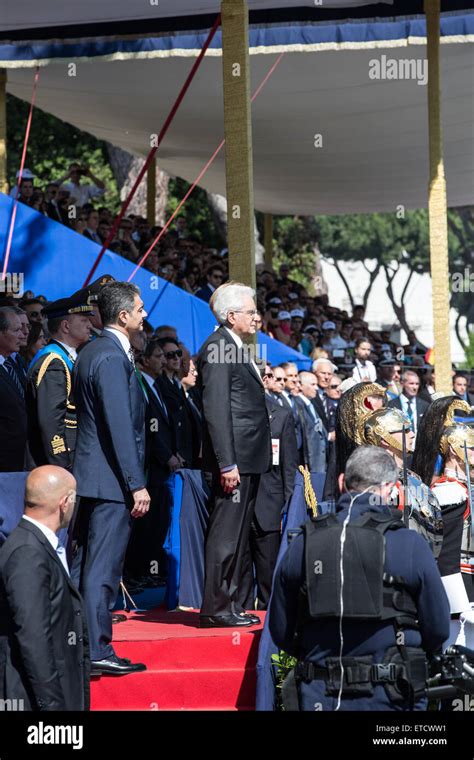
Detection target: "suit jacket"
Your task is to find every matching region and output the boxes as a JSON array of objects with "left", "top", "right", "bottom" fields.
[
  {"left": 195, "top": 283, "right": 214, "bottom": 304},
  {"left": 196, "top": 325, "right": 271, "bottom": 474},
  {"left": 0, "top": 362, "right": 27, "bottom": 472},
  {"left": 25, "top": 339, "right": 77, "bottom": 471},
  {"left": 158, "top": 375, "right": 199, "bottom": 468},
  {"left": 312, "top": 391, "right": 329, "bottom": 432},
  {"left": 0, "top": 518, "right": 90, "bottom": 710},
  {"left": 254, "top": 397, "right": 299, "bottom": 532},
  {"left": 388, "top": 395, "right": 429, "bottom": 427},
  {"left": 142, "top": 375, "right": 176, "bottom": 479},
  {"left": 72, "top": 331, "right": 146, "bottom": 501},
  {"left": 296, "top": 396, "right": 328, "bottom": 473}
]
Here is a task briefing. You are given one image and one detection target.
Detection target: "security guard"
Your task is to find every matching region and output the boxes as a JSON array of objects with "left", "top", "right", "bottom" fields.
[
  {"left": 269, "top": 446, "right": 450, "bottom": 711},
  {"left": 25, "top": 291, "right": 93, "bottom": 471}
]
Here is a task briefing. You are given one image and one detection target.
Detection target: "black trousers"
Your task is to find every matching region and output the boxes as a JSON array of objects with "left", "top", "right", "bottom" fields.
[
  {"left": 124, "top": 470, "right": 169, "bottom": 579},
  {"left": 200, "top": 472, "right": 260, "bottom": 616},
  {"left": 71, "top": 498, "right": 132, "bottom": 661},
  {"left": 239, "top": 519, "right": 281, "bottom": 610}
]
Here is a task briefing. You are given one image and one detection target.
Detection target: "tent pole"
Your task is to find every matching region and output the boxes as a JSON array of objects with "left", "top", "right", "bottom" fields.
[
  {"left": 146, "top": 156, "right": 156, "bottom": 227},
  {"left": 0, "top": 69, "right": 8, "bottom": 195},
  {"left": 424, "top": 0, "right": 452, "bottom": 394},
  {"left": 221, "top": 0, "right": 256, "bottom": 289},
  {"left": 264, "top": 213, "right": 273, "bottom": 268}
]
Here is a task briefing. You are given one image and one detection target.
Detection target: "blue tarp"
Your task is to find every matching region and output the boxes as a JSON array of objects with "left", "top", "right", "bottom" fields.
[{"left": 0, "top": 194, "right": 311, "bottom": 368}]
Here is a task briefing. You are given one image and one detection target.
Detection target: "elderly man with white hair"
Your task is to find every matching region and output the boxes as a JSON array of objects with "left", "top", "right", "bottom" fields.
[{"left": 196, "top": 281, "right": 272, "bottom": 628}]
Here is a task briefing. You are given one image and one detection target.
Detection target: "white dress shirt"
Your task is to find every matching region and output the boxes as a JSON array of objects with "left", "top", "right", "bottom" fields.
[
  {"left": 223, "top": 326, "right": 263, "bottom": 384},
  {"left": 352, "top": 358, "right": 377, "bottom": 383},
  {"left": 104, "top": 327, "right": 132, "bottom": 360},
  {"left": 54, "top": 340, "right": 78, "bottom": 362}
]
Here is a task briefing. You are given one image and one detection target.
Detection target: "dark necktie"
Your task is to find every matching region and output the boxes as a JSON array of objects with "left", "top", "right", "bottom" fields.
[
  {"left": 3, "top": 358, "right": 25, "bottom": 398},
  {"left": 406, "top": 398, "right": 414, "bottom": 430},
  {"left": 153, "top": 379, "right": 169, "bottom": 421}
]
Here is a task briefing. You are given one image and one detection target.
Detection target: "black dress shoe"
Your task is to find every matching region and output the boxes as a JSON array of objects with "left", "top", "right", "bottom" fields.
[
  {"left": 91, "top": 653, "right": 147, "bottom": 676},
  {"left": 237, "top": 612, "right": 260, "bottom": 625},
  {"left": 200, "top": 613, "right": 255, "bottom": 628},
  {"left": 112, "top": 613, "right": 127, "bottom": 624}
]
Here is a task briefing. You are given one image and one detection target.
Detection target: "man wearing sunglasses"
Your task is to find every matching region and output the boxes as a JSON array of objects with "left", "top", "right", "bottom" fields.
[
  {"left": 197, "top": 282, "right": 272, "bottom": 628},
  {"left": 157, "top": 339, "right": 197, "bottom": 469},
  {"left": 195, "top": 265, "right": 225, "bottom": 304}
]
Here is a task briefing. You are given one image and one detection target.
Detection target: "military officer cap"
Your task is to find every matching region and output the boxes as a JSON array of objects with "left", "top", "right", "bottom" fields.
[
  {"left": 70, "top": 274, "right": 115, "bottom": 307},
  {"left": 43, "top": 290, "right": 95, "bottom": 320}
]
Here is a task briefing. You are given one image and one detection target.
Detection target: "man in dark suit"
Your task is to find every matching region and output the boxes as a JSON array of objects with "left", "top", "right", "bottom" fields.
[
  {"left": 296, "top": 371, "right": 328, "bottom": 473},
  {"left": 0, "top": 465, "right": 89, "bottom": 710},
  {"left": 125, "top": 339, "right": 183, "bottom": 583},
  {"left": 157, "top": 338, "right": 199, "bottom": 468},
  {"left": 25, "top": 292, "right": 92, "bottom": 471},
  {"left": 71, "top": 281, "right": 150, "bottom": 675},
  {"left": 240, "top": 365, "right": 298, "bottom": 609},
  {"left": 195, "top": 265, "right": 225, "bottom": 304},
  {"left": 311, "top": 358, "right": 332, "bottom": 433},
  {"left": 388, "top": 369, "right": 429, "bottom": 440},
  {"left": 453, "top": 373, "right": 474, "bottom": 406},
  {"left": 0, "top": 307, "right": 27, "bottom": 472},
  {"left": 197, "top": 282, "right": 272, "bottom": 627}
]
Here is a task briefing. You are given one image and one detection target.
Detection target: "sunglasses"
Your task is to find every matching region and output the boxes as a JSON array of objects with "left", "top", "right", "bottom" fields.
[
  {"left": 330, "top": 384, "right": 342, "bottom": 390},
  {"left": 165, "top": 349, "right": 183, "bottom": 359},
  {"left": 263, "top": 373, "right": 274, "bottom": 379},
  {"left": 29, "top": 310, "right": 43, "bottom": 318},
  {"left": 274, "top": 377, "right": 285, "bottom": 382}
]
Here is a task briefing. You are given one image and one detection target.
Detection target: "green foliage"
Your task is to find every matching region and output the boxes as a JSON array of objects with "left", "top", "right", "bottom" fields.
[
  {"left": 271, "top": 650, "right": 297, "bottom": 710},
  {"left": 6, "top": 94, "right": 120, "bottom": 210},
  {"left": 166, "top": 177, "right": 224, "bottom": 248}
]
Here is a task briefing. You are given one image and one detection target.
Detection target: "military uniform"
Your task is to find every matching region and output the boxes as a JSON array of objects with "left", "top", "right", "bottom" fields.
[{"left": 25, "top": 294, "right": 93, "bottom": 471}]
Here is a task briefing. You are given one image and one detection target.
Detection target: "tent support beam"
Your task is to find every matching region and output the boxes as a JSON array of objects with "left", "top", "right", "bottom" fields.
[
  {"left": 425, "top": 0, "right": 452, "bottom": 393},
  {"left": 0, "top": 69, "right": 7, "bottom": 195},
  {"left": 264, "top": 213, "right": 273, "bottom": 268},
  {"left": 221, "top": 0, "right": 255, "bottom": 288},
  {"left": 146, "top": 156, "right": 156, "bottom": 227}
]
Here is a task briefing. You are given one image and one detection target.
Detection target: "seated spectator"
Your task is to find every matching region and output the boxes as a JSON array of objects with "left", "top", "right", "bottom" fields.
[
  {"left": 453, "top": 372, "right": 474, "bottom": 405},
  {"left": 83, "top": 209, "right": 101, "bottom": 244},
  {"left": 352, "top": 337, "right": 377, "bottom": 382},
  {"left": 17, "top": 177, "right": 35, "bottom": 205},
  {"left": 9, "top": 168, "right": 35, "bottom": 199},
  {"left": 57, "top": 162, "right": 105, "bottom": 207},
  {"left": 274, "top": 311, "right": 292, "bottom": 345},
  {"left": 195, "top": 265, "right": 225, "bottom": 303}
]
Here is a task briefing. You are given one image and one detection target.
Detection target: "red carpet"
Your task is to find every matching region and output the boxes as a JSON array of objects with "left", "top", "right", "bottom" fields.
[{"left": 90, "top": 608, "right": 265, "bottom": 711}]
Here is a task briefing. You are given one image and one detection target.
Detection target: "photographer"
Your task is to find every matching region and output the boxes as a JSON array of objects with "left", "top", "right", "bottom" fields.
[
  {"left": 269, "top": 446, "right": 450, "bottom": 711},
  {"left": 58, "top": 162, "right": 105, "bottom": 208}
]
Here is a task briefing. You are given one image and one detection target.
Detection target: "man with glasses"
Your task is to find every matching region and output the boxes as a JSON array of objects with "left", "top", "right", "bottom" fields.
[
  {"left": 20, "top": 298, "right": 44, "bottom": 325},
  {"left": 239, "top": 364, "right": 298, "bottom": 609},
  {"left": 195, "top": 265, "right": 225, "bottom": 304},
  {"left": 268, "top": 366, "right": 287, "bottom": 405},
  {"left": 157, "top": 338, "right": 197, "bottom": 469},
  {"left": 326, "top": 375, "right": 343, "bottom": 433},
  {"left": 197, "top": 282, "right": 272, "bottom": 627}
]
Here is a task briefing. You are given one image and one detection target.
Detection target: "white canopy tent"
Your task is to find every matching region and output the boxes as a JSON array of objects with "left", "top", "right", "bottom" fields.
[{"left": 1, "top": 3, "right": 473, "bottom": 215}]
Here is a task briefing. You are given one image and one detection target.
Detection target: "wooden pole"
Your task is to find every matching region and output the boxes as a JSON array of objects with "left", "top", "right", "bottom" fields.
[
  {"left": 0, "top": 69, "right": 8, "bottom": 195},
  {"left": 221, "top": 0, "right": 255, "bottom": 288},
  {"left": 146, "top": 155, "right": 156, "bottom": 226},
  {"left": 264, "top": 213, "right": 273, "bottom": 268},
  {"left": 424, "top": 0, "right": 452, "bottom": 394}
]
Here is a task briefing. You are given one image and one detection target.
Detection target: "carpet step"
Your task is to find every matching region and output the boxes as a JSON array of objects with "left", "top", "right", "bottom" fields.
[
  {"left": 112, "top": 632, "right": 260, "bottom": 671},
  {"left": 91, "top": 667, "right": 257, "bottom": 711}
]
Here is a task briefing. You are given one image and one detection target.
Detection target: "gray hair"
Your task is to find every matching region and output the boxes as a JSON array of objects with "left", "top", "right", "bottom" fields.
[
  {"left": 345, "top": 446, "right": 398, "bottom": 491},
  {"left": 0, "top": 307, "right": 17, "bottom": 333},
  {"left": 312, "top": 358, "right": 336, "bottom": 373},
  {"left": 98, "top": 282, "right": 141, "bottom": 326},
  {"left": 211, "top": 282, "right": 255, "bottom": 325},
  {"left": 401, "top": 370, "right": 419, "bottom": 383}
]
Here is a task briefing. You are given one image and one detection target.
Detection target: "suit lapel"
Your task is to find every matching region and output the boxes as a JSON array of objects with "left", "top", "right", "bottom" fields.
[
  {"left": 0, "top": 362, "right": 24, "bottom": 398},
  {"left": 18, "top": 519, "right": 79, "bottom": 595}
]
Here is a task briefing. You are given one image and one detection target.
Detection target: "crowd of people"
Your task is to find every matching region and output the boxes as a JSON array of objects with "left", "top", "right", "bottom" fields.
[
  {"left": 0, "top": 166, "right": 473, "bottom": 713},
  {"left": 13, "top": 162, "right": 470, "bottom": 379}
]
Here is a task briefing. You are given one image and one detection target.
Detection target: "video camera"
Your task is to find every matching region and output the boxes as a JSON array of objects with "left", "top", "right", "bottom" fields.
[{"left": 426, "top": 645, "right": 474, "bottom": 700}]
